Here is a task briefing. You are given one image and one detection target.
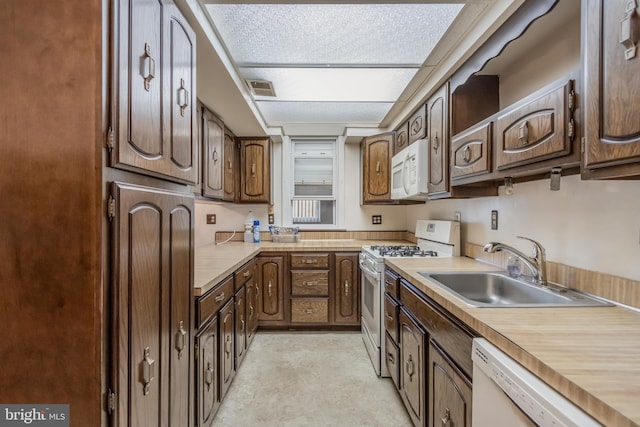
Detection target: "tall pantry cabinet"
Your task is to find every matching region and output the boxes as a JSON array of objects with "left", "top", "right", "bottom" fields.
[
  {"left": 0, "top": 1, "right": 196, "bottom": 427},
  {"left": 109, "top": 0, "right": 197, "bottom": 426}
]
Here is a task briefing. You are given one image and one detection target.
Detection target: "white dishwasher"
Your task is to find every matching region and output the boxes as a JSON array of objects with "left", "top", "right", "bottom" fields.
[{"left": 472, "top": 338, "right": 601, "bottom": 427}]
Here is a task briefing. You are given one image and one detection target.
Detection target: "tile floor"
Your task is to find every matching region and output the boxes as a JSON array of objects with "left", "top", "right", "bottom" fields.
[{"left": 213, "top": 332, "right": 412, "bottom": 426}]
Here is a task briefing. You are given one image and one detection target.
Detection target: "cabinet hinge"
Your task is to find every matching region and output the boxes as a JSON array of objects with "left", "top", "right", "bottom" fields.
[
  {"left": 581, "top": 137, "right": 586, "bottom": 154},
  {"left": 107, "top": 389, "right": 116, "bottom": 415},
  {"left": 107, "top": 195, "right": 116, "bottom": 221},
  {"left": 568, "top": 89, "right": 576, "bottom": 112},
  {"left": 106, "top": 127, "right": 115, "bottom": 151}
]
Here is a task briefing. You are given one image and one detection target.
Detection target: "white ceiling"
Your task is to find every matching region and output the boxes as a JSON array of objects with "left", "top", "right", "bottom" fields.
[{"left": 176, "top": 0, "right": 526, "bottom": 139}]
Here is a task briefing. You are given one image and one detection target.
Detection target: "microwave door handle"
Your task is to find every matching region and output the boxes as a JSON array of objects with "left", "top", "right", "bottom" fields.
[{"left": 402, "top": 153, "right": 410, "bottom": 195}]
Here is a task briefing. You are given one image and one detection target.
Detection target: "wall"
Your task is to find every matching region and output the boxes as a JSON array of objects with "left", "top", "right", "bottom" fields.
[{"left": 406, "top": 175, "right": 640, "bottom": 282}]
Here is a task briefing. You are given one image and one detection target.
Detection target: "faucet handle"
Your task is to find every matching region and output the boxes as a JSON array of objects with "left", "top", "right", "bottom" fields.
[{"left": 516, "top": 236, "right": 545, "bottom": 259}]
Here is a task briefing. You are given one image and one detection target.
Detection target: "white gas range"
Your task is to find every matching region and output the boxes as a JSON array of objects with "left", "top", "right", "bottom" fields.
[{"left": 359, "top": 220, "right": 460, "bottom": 377}]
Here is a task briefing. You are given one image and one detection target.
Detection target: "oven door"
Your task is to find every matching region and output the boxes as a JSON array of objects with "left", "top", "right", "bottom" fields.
[{"left": 359, "top": 256, "right": 381, "bottom": 347}]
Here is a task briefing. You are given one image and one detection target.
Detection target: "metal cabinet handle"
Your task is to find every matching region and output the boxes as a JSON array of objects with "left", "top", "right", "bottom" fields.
[
  {"left": 243, "top": 270, "right": 250, "bottom": 278},
  {"left": 304, "top": 259, "right": 318, "bottom": 264},
  {"left": 304, "top": 308, "right": 316, "bottom": 314},
  {"left": 432, "top": 133, "right": 440, "bottom": 152},
  {"left": 214, "top": 292, "right": 225, "bottom": 302},
  {"left": 462, "top": 145, "right": 471, "bottom": 163},
  {"left": 175, "top": 320, "right": 187, "bottom": 359},
  {"left": 406, "top": 354, "right": 415, "bottom": 381},
  {"left": 240, "top": 319, "right": 245, "bottom": 332},
  {"left": 387, "top": 352, "right": 395, "bottom": 364},
  {"left": 228, "top": 159, "right": 233, "bottom": 169},
  {"left": 225, "top": 336, "right": 232, "bottom": 355},
  {"left": 375, "top": 161, "right": 381, "bottom": 173},
  {"left": 251, "top": 163, "right": 256, "bottom": 176},
  {"left": 212, "top": 148, "right": 218, "bottom": 162},
  {"left": 142, "top": 43, "right": 155, "bottom": 91},
  {"left": 177, "top": 78, "right": 189, "bottom": 117},
  {"left": 385, "top": 314, "right": 393, "bottom": 321},
  {"left": 205, "top": 362, "right": 214, "bottom": 389},
  {"left": 344, "top": 280, "right": 349, "bottom": 297},
  {"left": 249, "top": 304, "right": 254, "bottom": 319},
  {"left": 303, "top": 281, "right": 317, "bottom": 287},
  {"left": 620, "top": 0, "right": 638, "bottom": 60},
  {"left": 441, "top": 408, "right": 451, "bottom": 427},
  {"left": 518, "top": 121, "right": 529, "bottom": 145},
  {"left": 140, "top": 347, "right": 155, "bottom": 395},
  {"left": 268, "top": 281, "right": 272, "bottom": 297}
]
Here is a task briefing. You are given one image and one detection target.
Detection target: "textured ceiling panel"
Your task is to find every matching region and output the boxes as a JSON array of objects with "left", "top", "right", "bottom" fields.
[
  {"left": 256, "top": 101, "right": 393, "bottom": 124},
  {"left": 205, "top": 3, "right": 464, "bottom": 66},
  {"left": 239, "top": 67, "right": 418, "bottom": 102}
]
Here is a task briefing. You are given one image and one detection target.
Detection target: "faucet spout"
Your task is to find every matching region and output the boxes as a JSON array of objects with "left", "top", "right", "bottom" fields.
[{"left": 483, "top": 237, "right": 548, "bottom": 287}]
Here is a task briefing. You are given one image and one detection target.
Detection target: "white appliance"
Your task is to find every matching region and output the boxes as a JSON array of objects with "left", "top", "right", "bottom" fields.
[
  {"left": 391, "top": 139, "right": 430, "bottom": 200},
  {"left": 359, "top": 220, "right": 460, "bottom": 377},
  {"left": 472, "top": 338, "right": 601, "bottom": 427}
]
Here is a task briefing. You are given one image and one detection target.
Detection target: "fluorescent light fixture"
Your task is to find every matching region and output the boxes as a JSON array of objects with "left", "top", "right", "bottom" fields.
[{"left": 256, "top": 101, "right": 393, "bottom": 124}]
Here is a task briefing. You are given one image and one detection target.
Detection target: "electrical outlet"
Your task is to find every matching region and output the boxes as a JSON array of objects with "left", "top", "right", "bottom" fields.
[
  {"left": 372, "top": 215, "right": 382, "bottom": 225},
  {"left": 268, "top": 214, "right": 275, "bottom": 224},
  {"left": 491, "top": 210, "right": 498, "bottom": 230},
  {"left": 455, "top": 211, "right": 461, "bottom": 222},
  {"left": 206, "top": 214, "right": 216, "bottom": 225}
]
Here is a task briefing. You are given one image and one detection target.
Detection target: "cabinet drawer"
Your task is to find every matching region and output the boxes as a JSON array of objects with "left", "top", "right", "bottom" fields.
[
  {"left": 197, "top": 276, "right": 234, "bottom": 328},
  {"left": 384, "top": 293, "right": 399, "bottom": 342},
  {"left": 451, "top": 121, "right": 492, "bottom": 180},
  {"left": 291, "top": 299, "right": 329, "bottom": 323},
  {"left": 290, "top": 253, "right": 329, "bottom": 269},
  {"left": 496, "top": 80, "right": 573, "bottom": 171},
  {"left": 400, "top": 280, "right": 474, "bottom": 378},
  {"left": 234, "top": 259, "right": 256, "bottom": 291},
  {"left": 291, "top": 270, "right": 329, "bottom": 296},
  {"left": 384, "top": 269, "right": 400, "bottom": 300},
  {"left": 385, "top": 333, "right": 400, "bottom": 390}
]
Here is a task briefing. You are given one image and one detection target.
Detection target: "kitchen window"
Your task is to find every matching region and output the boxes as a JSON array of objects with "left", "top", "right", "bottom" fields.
[{"left": 289, "top": 139, "right": 337, "bottom": 226}]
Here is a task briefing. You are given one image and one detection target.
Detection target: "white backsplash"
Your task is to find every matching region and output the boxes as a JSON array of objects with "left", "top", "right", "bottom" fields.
[{"left": 406, "top": 174, "right": 640, "bottom": 282}]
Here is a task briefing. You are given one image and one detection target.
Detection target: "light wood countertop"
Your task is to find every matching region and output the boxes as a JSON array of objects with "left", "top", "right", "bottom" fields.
[
  {"left": 195, "top": 243, "right": 640, "bottom": 426},
  {"left": 385, "top": 257, "right": 640, "bottom": 427}
]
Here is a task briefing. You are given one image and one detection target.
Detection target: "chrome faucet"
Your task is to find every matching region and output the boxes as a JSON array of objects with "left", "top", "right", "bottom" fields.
[{"left": 483, "top": 236, "right": 548, "bottom": 287}]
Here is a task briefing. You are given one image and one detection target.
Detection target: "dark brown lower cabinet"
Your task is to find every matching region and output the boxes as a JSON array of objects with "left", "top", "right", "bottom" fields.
[
  {"left": 246, "top": 277, "right": 259, "bottom": 346},
  {"left": 428, "top": 340, "right": 472, "bottom": 427},
  {"left": 257, "top": 255, "right": 285, "bottom": 323},
  {"left": 333, "top": 253, "right": 360, "bottom": 325},
  {"left": 399, "top": 308, "right": 426, "bottom": 427},
  {"left": 219, "top": 299, "right": 236, "bottom": 400},
  {"left": 235, "top": 286, "right": 247, "bottom": 368},
  {"left": 110, "top": 182, "right": 193, "bottom": 427},
  {"left": 196, "top": 317, "right": 218, "bottom": 427}
]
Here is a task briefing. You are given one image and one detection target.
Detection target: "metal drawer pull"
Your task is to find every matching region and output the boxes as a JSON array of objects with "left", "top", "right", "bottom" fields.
[
  {"left": 303, "top": 281, "right": 317, "bottom": 287},
  {"left": 228, "top": 159, "right": 232, "bottom": 169},
  {"left": 142, "top": 43, "right": 155, "bottom": 91},
  {"left": 243, "top": 270, "right": 250, "bottom": 278},
  {"left": 518, "top": 121, "right": 529, "bottom": 145},
  {"left": 387, "top": 352, "right": 395, "bottom": 364},
  {"left": 432, "top": 133, "right": 440, "bottom": 152},
  {"left": 175, "top": 320, "right": 187, "bottom": 359},
  {"left": 240, "top": 319, "right": 245, "bottom": 332},
  {"left": 225, "top": 336, "right": 232, "bottom": 354},
  {"left": 177, "top": 78, "right": 189, "bottom": 117},
  {"left": 140, "top": 347, "right": 155, "bottom": 395},
  {"left": 462, "top": 145, "right": 471, "bottom": 163},
  {"left": 304, "top": 308, "right": 316, "bottom": 314},
  {"left": 212, "top": 148, "right": 218, "bottom": 161},
  {"left": 214, "top": 292, "right": 225, "bottom": 302},
  {"left": 205, "top": 362, "right": 214, "bottom": 390},
  {"left": 344, "top": 281, "right": 349, "bottom": 296},
  {"left": 268, "top": 281, "right": 272, "bottom": 297},
  {"left": 304, "top": 259, "right": 318, "bottom": 264},
  {"left": 441, "top": 408, "right": 451, "bottom": 427},
  {"left": 385, "top": 314, "right": 393, "bottom": 321},
  {"left": 620, "top": 0, "right": 638, "bottom": 60}
]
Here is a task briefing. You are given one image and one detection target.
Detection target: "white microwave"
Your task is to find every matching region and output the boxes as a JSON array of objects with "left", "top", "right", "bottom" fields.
[{"left": 391, "top": 139, "right": 430, "bottom": 200}]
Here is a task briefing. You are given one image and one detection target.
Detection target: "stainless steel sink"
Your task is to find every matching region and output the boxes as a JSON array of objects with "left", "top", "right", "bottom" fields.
[{"left": 418, "top": 272, "right": 613, "bottom": 307}]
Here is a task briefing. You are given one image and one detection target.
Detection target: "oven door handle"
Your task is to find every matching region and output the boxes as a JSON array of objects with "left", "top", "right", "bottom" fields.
[{"left": 359, "top": 259, "right": 380, "bottom": 282}]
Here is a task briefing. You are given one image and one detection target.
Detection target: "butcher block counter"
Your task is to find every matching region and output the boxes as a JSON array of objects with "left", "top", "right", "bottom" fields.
[
  {"left": 195, "top": 242, "right": 640, "bottom": 426},
  {"left": 386, "top": 257, "right": 640, "bottom": 427}
]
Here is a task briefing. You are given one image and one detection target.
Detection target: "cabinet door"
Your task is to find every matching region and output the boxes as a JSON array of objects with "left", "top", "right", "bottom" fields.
[
  {"left": 362, "top": 132, "right": 393, "bottom": 203},
  {"left": 394, "top": 121, "right": 409, "bottom": 155},
  {"left": 451, "top": 122, "right": 492, "bottom": 181},
  {"left": 428, "top": 340, "right": 472, "bottom": 427},
  {"left": 235, "top": 286, "right": 247, "bottom": 369},
  {"left": 202, "top": 110, "right": 224, "bottom": 199},
  {"left": 110, "top": 182, "right": 194, "bottom": 427},
  {"left": 223, "top": 130, "right": 236, "bottom": 201},
  {"left": 333, "top": 253, "right": 359, "bottom": 325},
  {"left": 495, "top": 81, "right": 573, "bottom": 171},
  {"left": 427, "top": 83, "right": 450, "bottom": 197},
  {"left": 112, "top": 0, "right": 197, "bottom": 184},
  {"left": 583, "top": 0, "right": 640, "bottom": 177},
  {"left": 409, "top": 106, "right": 427, "bottom": 144},
  {"left": 240, "top": 138, "right": 271, "bottom": 203},
  {"left": 196, "top": 317, "right": 218, "bottom": 427},
  {"left": 219, "top": 299, "right": 235, "bottom": 400},
  {"left": 399, "top": 308, "right": 426, "bottom": 427},
  {"left": 257, "top": 256, "right": 285, "bottom": 322},
  {"left": 245, "top": 277, "right": 258, "bottom": 346}
]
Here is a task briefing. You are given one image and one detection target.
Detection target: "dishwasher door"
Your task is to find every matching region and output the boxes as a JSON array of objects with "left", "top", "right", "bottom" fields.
[{"left": 472, "top": 338, "right": 601, "bottom": 427}]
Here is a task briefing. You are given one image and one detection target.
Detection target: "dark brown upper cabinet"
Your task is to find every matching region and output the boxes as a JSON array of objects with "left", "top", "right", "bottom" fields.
[
  {"left": 362, "top": 132, "right": 393, "bottom": 203},
  {"left": 394, "top": 121, "right": 410, "bottom": 156},
  {"left": 202, "top": 109, "right": 225, "bottom": 199},
  {"left": 239, "top": 138, "right": 271, "bottom": 203},
  {"left": 408, "top": 106, "right": 427, "bottom": 144}
]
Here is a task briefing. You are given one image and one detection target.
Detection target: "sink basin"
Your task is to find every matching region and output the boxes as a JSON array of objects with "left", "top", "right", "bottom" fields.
[{"left": 418, "top": 272, "right": 612, "bottom": 308}]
